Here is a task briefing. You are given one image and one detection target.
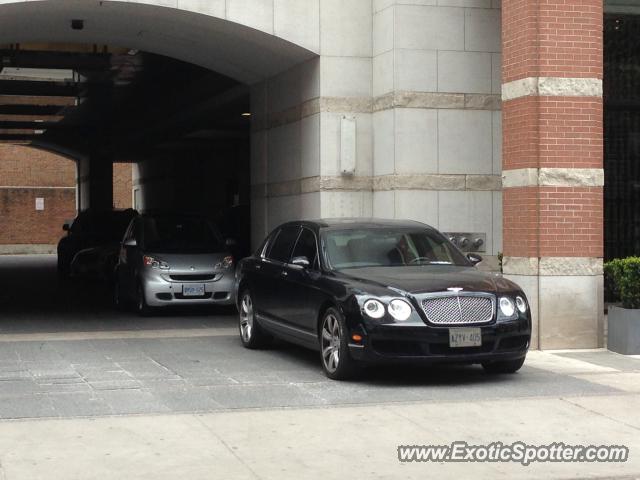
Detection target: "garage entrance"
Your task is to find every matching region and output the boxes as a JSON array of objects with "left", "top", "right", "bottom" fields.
[
  {"left": 0, "top": 0, "right": 321, "bottom": 323},
  {"left": 0, "top": 0, "right": 320, "bottom": 241}
]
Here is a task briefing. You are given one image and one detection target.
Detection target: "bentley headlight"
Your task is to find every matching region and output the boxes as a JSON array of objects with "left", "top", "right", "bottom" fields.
[
  {"left": 499, "top": 297, "right": 516, "bottom": 317},
  {"left": 515, "top": 296, "right": 527, "bottom": 313},
  {"left": 363, "top": 299, "right": 385, "bottom": 319},
  {"left": 388, "top": 299, "right": 412, "bottom": 321}
]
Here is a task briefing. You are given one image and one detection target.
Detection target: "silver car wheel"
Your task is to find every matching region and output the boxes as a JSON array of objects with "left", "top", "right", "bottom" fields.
[
  {"left": 239, "top": 293, "right": 254, "bottom": 343},
  {"left": 137, "top": 285, "right": 144, "bottom": 312},
  {"left": 321, "top": 313, "right": 341, "bottom": 373},
  {"left": 114, "top": 281, "right": 121, "bottom": 306}
]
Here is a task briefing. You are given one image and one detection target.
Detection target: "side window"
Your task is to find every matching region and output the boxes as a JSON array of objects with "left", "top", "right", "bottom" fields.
[
  {"left": 70, "top": 214, "right": 85, "bottom": 234},
  {"left": 257, "top": 235, "right": 271, "bottom": 258},
  {"left": 122, "top": 221, "right": 134, "bottom": 243},
  {"left": 133, "top": 219, "right": 144, "bottom": 244},
  {"left": 291, "top": 228, "right": 319, "bottom": 269},
  {"left": 267, "top": 225, "right": 300, "bottom": 263}
]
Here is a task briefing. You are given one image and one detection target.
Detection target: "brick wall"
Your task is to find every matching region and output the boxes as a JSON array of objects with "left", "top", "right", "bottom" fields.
[
  {"left": 0, "top": 188, "right": 77, "bottom": 245},
  {"left": 503, "top": 186, "right": 538, "bottom": 258},
  {"left": 503, "top": 0, "right": 602, "bottom": 82},
  {"left": 0, "top": 145, "right": 76, "bottom": 187},
  {"left": 113, "top": 163, "right": 133, "bottom": 210},
  {"left": 0, "top": 147, "right": 134, "bottom": 248},
  {"left": 538, "top": 186, "right": 603, "bottom": 257},
  {"left": 0, "top": 145, "right": 77, "bottom": 247},
  {"left": 501, "top": 0, "right": 604, "bottom": 348},
  {"left": 503, "top": 97, "right": 603, "bottom": 170},
  {"left": 502, "top": 0, "right": 603, "bottom": 259},
  {"left": 502, "top": 186, "right": 603, "bottom": 259}
]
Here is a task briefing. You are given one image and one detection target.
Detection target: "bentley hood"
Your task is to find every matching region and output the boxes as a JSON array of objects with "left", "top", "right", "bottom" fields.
[{"left": 337, "top": 265, "right": 522, "bottom": 296}]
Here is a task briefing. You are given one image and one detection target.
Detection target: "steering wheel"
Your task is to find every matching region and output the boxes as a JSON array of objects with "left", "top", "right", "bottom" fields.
[{"left": 409, "top": 256, "right": 433, "bottom": 265}]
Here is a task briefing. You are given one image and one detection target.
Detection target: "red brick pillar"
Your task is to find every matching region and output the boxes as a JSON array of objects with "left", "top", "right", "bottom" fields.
[{"left": 501, "top": 0, "right": 604, "bottom": 349}]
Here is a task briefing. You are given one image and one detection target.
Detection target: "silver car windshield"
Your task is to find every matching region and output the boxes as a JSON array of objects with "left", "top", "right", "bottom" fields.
[
  {"left": 142, "top": 216, "right": 224, "bottom": 254},
  {"left": 322, "top": 228, "right": 470, "bottom": 269}
]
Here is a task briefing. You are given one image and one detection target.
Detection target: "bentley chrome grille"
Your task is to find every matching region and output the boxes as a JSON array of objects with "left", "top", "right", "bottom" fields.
[{"left": 420, "top": 293, "right": 495, "bottom": 325}]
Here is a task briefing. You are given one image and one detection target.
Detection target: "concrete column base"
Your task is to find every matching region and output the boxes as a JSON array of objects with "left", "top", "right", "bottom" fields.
[
  {"left": 504, "top": 257, "right": 604, "bottom": 350},
  {"left": 0, "top": 244, "right": 57, "bottom": 255}
]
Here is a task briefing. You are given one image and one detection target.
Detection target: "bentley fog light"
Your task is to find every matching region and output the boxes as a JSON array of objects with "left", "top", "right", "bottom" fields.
[
  {"left": 499, "top": 297, "right": 516, "bottom": 317},
  {"left": 388, "top": 299, "right": 412, "bottom": 321},
  {"left": 363, "top": 299, "right": 385, "bottom": 319},
  {"left": 515, "top": 296, "right": 527, "bottom": 313}
]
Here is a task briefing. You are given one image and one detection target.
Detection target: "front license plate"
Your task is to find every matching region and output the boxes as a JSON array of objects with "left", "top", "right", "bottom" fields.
[
  {"left": 449, "top": 328, "right": 482, "bottom": 348},
  {"left": 183, "top": 284, "right": 205, "bottom": 297}
]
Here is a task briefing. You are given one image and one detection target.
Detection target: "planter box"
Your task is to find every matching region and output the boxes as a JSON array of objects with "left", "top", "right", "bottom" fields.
[{"left": 608, "top": 306, "right": 640, "bottom": 355}]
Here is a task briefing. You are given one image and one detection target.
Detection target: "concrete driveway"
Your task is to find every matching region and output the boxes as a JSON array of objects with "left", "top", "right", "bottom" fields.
[{"left": 0, "top": 255, "right": 639, "bottom": 479}]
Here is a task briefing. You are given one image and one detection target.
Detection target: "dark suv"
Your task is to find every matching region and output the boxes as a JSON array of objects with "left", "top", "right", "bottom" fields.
[{"left": 57, "top": 209, "right": 138, "bottom": 277}]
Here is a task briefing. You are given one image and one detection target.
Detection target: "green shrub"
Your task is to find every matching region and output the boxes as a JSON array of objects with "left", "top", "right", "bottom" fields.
[{"left": 604, "top": 257, "right": 640, "bottom": 309}]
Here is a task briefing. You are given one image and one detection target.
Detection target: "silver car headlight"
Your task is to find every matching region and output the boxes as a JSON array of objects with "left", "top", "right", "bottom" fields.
[
  {"left": 499, "top": 297, "right": 516, "bottom": 317},
  {"left": 388, "top": 299, "right": 412, "bottom": 321},
  {"left": 363, "top": 299, "right": 385, "bottom": 319},
  {"left": 143, "top": 255, "right": 169, "bottom": 270},
  {"left": 215, "top": 256, "right": 234, "bottom": 270},
  {"left": 515, "top": 296, "right": 527, "bottom": 313}
]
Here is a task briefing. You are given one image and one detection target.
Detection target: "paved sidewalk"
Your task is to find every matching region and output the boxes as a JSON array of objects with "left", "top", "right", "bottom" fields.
[
  {"left": 0, "top": 349, "right": 639, "bottom": 480},
  {"left": 1, "top": 255, "right": 639, "bottom": 479}
]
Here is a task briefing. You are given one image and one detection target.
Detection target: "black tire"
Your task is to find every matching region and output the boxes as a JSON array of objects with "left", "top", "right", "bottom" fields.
[
  {"left": 114, "top": 278, "right": 128, "bottom": 311},
  {"left": 136, "top": 282, "right": 152, "bottom": 317},
  {"left": 482, "top": 356, "right": 526, "bottom": 374},
  {"left": 238, "top": 290, "right": 271, "bottom": 349},
  {"left": 104, "top": 260, "right": 117, "bottom": 286},
  {"left": 319, "top": 307, "right": 361, "bottom": 380},
  {"left": 57, "top": 255, "right": 70, "bottom": 279}
]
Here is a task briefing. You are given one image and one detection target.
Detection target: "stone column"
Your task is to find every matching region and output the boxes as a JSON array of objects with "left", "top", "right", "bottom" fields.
[
  {"left": 249, "top": 0, "right": 374, "bottom": 248},
  {"left": 78, "top": 153, "right": 113, "bottom": 212},
  {"left": 371, "top": 0, "right": 503, "bottom": 269},
  {"left": 501, "top": 0, "right": 604, "bottom": 348}
]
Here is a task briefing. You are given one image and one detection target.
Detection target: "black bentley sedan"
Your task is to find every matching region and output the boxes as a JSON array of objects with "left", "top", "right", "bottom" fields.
[{"left": 235, "top": 219, "right": 531, "bottom": 380}]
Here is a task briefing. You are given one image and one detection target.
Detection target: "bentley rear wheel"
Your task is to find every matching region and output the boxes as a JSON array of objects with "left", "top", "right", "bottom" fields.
[{"left": 238, "top": 291, "right": 271, "bottom": 349}]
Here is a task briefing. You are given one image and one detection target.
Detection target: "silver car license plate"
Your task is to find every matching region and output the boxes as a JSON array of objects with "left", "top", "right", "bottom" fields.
[
  {"left": 449, "top": 328, "right": 482, "bottom": 347},
  {"left": 183, "top": 284, "right": 205, "bottom": 297}
]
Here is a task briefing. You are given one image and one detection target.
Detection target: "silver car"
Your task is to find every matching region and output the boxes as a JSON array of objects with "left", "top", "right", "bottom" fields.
[{"left": 114, "top": 214, "right": 236, "bottom": 315}]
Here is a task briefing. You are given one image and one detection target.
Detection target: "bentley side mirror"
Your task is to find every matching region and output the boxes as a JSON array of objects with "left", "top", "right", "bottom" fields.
[
  {"left": 62, "top": 223, "right": 70, "bottom": 232},
  {"left": 124, "top": 238, "right": 137, "bottom": 247},
  {"left": 291, "top": 256, "right": 310, "bottom": 268},
  {"left": 467, "top": 253, "right": 483, "bottom": 266}
]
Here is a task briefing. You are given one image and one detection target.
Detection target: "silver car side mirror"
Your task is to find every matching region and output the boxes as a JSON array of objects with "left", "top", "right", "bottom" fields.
[{"left": 291, "top": 256, "right": 310, "bottom": 268}]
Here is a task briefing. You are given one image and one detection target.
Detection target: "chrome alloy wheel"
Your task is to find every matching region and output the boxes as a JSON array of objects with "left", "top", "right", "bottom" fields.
[
  {"left": 321, "top": 313, "right": 341, "bottom": 373},
  {"left": 239, "top": 293, "right": 254, "bottom": 343}
]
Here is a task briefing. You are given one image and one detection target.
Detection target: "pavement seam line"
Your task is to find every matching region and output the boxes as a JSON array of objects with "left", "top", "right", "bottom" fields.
[
  {"left": 560, "top": 397, "right": 640, "bottom": 432},
  {"left": 0, "top": 328, "right": 238, "bottom": 343},
  {"left": 192, "top": 415, "right": 265, "bottom": 480}
]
